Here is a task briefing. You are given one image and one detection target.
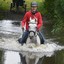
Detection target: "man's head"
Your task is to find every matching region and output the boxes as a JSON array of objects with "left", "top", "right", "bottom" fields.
[{"left": 31, "top": 1, "right": 38, "bottom": 14}]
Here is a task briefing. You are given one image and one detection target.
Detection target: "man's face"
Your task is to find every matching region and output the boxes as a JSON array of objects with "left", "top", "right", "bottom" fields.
[{"left": 31, "top": 6, "right": 37, "bottom": 12}]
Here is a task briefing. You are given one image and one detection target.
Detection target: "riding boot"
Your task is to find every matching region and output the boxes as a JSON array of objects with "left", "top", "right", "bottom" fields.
[
  {"left": 18, "top": 30, "right": 29, "bottom": 45},
  {"left": 37, "top": 31, "right": 45, "bottom": 44}
]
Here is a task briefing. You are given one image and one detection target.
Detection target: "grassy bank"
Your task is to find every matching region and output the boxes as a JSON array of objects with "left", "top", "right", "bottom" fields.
[
  {"left": 0, "top": 0, "right": 11, "bottom": 19},
  {"left": 0, "top": 0, "right": 44, "bottom": 11},
  {"left": 0, "top": 0, "right": 11, "bottom": 10},
  {"left": 0, "top": 0, "right": 44, "bottom": 19}
]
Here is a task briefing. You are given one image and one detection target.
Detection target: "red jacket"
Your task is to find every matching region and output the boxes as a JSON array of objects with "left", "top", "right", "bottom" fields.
[{"left": 21, "top": 11, "right": 43, "bottom": 30}]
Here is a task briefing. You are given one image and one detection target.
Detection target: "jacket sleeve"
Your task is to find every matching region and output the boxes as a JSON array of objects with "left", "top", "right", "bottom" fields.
[
  {"left": 37, "top": 12, "right": 43, "bottom": 30},
  {"left": 21, "top": 12, "right": 28, "bottom": 28}
]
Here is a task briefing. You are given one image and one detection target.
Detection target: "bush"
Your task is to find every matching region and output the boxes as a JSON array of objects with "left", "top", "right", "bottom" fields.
[
  {"left": 42, "top": 0, "right": 64, "bottom": 37},
  {"left": 43, "top": 0, "right": 55, "bottom": 22},
  {"left": 52, "top": 0, "right": 64, "bottom": 36}
]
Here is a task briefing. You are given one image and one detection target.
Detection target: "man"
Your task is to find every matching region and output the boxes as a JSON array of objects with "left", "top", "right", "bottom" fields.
[{"left": 18, "top": 1, "right": 45, "bottom": 45}]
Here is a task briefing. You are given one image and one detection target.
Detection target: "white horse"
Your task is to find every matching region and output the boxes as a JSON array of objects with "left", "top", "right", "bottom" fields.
[{"left": 26, "top": 17, "right": 41, "bottom": 46}]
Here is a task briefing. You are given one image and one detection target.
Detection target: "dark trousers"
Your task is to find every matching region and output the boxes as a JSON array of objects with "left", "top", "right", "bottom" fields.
[
  {"left": 18, "top": 30, "right": 45, "bottom": 45},
  {"left": 37, "top": 31, "right": 45, "bottom": 44}
]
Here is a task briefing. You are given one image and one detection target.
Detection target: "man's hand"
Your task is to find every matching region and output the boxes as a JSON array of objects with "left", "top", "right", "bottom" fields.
[{"left": 22, "top": 27, "right": 24, "bottom": 31}]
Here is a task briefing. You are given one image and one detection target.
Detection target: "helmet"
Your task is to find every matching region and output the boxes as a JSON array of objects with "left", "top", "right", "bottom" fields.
[{"left": 31, "top": 1, "right": 38, "bottom": 7}]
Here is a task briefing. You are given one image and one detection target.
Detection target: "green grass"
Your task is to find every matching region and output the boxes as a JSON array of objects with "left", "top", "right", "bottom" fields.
[
  {"left": 0, "top": 0, "right": 45, "bottom": 19},
  {"left": 0, "top": 0, "right": 44, "bottom": 11},
  {"left": 0, "top": 0, "right": 11, "bottom": 10}
]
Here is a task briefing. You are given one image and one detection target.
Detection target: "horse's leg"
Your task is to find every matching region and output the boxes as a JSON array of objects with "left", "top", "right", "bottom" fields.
[
  {"left": 10, "top": 1, "right": 15, "bottom": 11},
  {"left": 16, "top": 3, "right": 19, "bottom": 12},
  {"left": 24, "top": 3, "right": 27, "bottom": 13},
  {"left": 35, "top": 57, "right": 39, "bottom": 64},
  {"left": 10, "top": 3, "right": 13, "bottom": 11},
  {"left": 25, "top": 56, "right": 29, "bottom": 64}
]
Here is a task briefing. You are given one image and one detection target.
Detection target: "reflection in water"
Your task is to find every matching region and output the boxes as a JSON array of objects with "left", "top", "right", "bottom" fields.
[
  {"left": 19, "top": 53, "right": 26, "bottom": 64},
  {"left": 21, "top": 53, "right": 40, "bottom": 64},
  {"left": 4, "top": 51, "right": 21, "bottom": 64},
  {"left": 4, "top": 51, "right": 44, "bottom": 64},
  {"left": 2, "top": 50, "right": 64, "bottom": 64}
]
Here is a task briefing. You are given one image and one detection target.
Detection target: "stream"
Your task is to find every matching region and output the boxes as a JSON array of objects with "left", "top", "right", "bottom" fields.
[{"left": 0, "top": 20, "right": 64, "bottom": 64}]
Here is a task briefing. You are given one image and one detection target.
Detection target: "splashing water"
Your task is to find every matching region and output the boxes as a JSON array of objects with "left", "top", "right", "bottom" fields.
[
  {"left": 19, "top": 41, "right": 64, "bottom": 58},
  {"left": 0, "top": 20, "right": 64, "bottom": 64},
  {"left": 1, "top": 39, "right": 64, "bottom": 64},
  {"left": 0, "top": 38, "right": 64, "bottom": 58},
  {"left": 0, "top": 20, "right": 64, "bottom": 58}
]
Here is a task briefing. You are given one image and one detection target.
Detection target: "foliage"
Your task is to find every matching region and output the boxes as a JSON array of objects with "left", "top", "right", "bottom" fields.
[
  {"left": 43, "top": 0, "right": 55, "bottom": 22},
  {"left": 0, "top": 13, "right": 4, "bottom": 20},
  {"left": 42, "top": 0, "right": 64, "bottom": 38},
  {"left": 0, "top": 0, "right": 11, "bottom": 10},
  {"left": 52, "top": 0, "right": 64, "bottom": 36}
]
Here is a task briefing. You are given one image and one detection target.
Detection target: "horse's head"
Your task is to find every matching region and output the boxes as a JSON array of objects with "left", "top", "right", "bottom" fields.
[
  {"left": 28, "top": 17, "right": 37, "bottom": 38},
  {"left": 26, "top": 18, "right": 40, "bottom": 45}
]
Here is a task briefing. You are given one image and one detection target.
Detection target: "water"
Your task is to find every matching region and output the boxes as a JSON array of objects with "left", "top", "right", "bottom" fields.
[
  {"left": 0, "top": 20, "right": 64, "bottom": 64},
  {"left": 4, "top": 51, "right": 21, "bottom": 64}
]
